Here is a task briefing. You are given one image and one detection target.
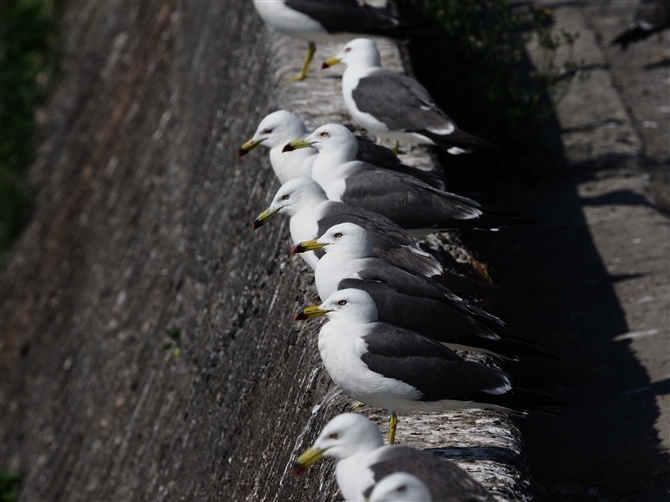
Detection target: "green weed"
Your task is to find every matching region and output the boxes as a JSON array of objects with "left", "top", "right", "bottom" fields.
[
  {"left": 396, "top": 0, "right": 581, "bottom": 179},
  {"left": 0, "top": 472, "right": 21, "bottom": 502},
  {"left": 0, "top": 0, "right": 64, "bottom": 266}
]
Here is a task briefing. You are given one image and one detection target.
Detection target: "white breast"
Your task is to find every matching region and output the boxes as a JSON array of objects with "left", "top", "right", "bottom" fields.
[
  {"left": 336, "top": 454, "right": 377, "bottom": 502},
  {"left": 253, "top": 0, "right": 327, "bottom": 40},
  {"left": 311, "top": 157, "right": 355, "bottom": 202},
  {"left": 289, "top": 206, "right": 322, "bottom": 270},
  {"left": 318, "top": 323, "right": 422, "bottom": 410},
  {"left": 314, "top": 254, "right": 362, "bottom": 300},
  {"left": 269, "top": 145, "right": 315, "bottom": 184}
]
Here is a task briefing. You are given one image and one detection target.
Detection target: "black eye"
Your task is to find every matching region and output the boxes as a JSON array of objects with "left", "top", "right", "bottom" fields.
[
  {"left": 320, "top": 131, "right": 329, "bottom": 137},
  {"left": 338, "top": 300, "right": 347, "bottom": 306},
  {"left": 328, "top": 433, "right": 339, "bottom": 439},
  {"left": 345, "top": 47, "right": 351, "bottom": 52},
  {"left": 397, "top": 485, "right": 407, "bottom": 493},
  {"left": 282, "top": 194, "right": 290, "bottom": 200},
  {"left": 334, "top": 232, "right": 343, "bottom": 238},
  {"left": 263, "top": 128, "right": 272, "bottom": 134}
]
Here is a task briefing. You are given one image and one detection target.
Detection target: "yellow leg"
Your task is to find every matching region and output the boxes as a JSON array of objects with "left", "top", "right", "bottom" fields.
[
  {"left": 289, "top": 42, "right": 316, "bottom": 82},
  {"left": 351, "top": 401, "right": 366, "bottom": 410},
  {"left": 393, "top": 141, "right": 400, "bottom": 155},
  {"left": 388, "top": 413, "right": 398, "bottom": 445}
]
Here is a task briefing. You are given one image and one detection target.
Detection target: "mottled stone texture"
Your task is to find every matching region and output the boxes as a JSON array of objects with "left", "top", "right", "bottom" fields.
[{"left": 0, "top": 1, "right": 532, "bottom": 500}]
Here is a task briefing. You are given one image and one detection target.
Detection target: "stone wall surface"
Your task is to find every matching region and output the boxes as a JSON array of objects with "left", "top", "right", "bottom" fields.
[{"left": 0, "top": 1, "right": 533, "bottom": 500}]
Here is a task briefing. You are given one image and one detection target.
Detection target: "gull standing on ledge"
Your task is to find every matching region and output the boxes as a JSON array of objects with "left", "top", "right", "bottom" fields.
[
  {"left": 294, "top": 223, "right": 556, "bottom": 360},
  {"left": 285, "top": 124, "right": 528, "bottom": 234},
  {"left": 295, "top": 289, "right": 560, "bottom": 443},
  {"left": 321, "top": 38, "right": 498, "bottom": 154},
  {"left": 252, "top": 1, "right": 415, "bottom": 82},
  {"left": 238, "top": 110, "right": 445, "bottom": 188},
  {"left": 292, "top": 414, "right": 496, "bottom": 501},
  {"left": 252, "top": 177, "right": 462, "bottom": 283}
]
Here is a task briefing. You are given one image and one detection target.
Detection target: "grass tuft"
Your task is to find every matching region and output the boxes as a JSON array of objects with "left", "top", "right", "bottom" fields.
[
  {"left": 0, "top": 0, "right": 65, "bottom": 266},
  {"left": 396, "top": 0, "right": 581, "bottom": 184}
]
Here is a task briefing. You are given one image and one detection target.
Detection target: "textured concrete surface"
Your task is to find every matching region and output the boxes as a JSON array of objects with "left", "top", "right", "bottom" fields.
[{"left": 0, "top": 1, "right": 533, "bottom": 501}]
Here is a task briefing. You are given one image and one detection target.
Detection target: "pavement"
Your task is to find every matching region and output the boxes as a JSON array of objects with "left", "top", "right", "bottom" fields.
[{"left": 464, "top": 1, "right": 669, "bottom": 501}]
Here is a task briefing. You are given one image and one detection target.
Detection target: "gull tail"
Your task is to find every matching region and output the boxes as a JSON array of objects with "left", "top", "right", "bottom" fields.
[
  {"left": 439, "top": 209, "right": 534, "bottom": 230},
  {"left": 479, "top": 334, "right": 560, "bottom": 361},
  {"left": 418, "top": 129, "right": 499, "bottom": 155},
  {"left": 476, "top": 387, "right": 566, "bottom": 417},
  {"left": 432, "top": 270, "right": 504, "bottom": 295}
]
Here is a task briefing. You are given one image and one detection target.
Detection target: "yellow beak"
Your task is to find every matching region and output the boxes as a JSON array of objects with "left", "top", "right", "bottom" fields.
[
  {"left": 291, "top": 447, "right": 326, "bottom": 476},
  {"left": 292, "top": 239, "right": 328, "bottom": 254},
  {"left": 294, "top": 305, "right": 331, "bottom": 321},
  {"left": 282, "top": 138, "right": 314, "bottom": 153},
  {"left": 238, "top": 138, "right": 262, "bottom": 157},
  {"left": 321, "top": 56, "right": 342, "bottom": 69},
  {"left": 252, "top": 207, "right": 280, "bottom": 230}
]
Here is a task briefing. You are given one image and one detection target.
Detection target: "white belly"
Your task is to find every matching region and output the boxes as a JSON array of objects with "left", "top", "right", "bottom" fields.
[
  {"left": 336, "top": 455, "right": 377, "bottom": 502},
  {"left": 253, "top": 0, "right": 328, "bottom": 40}
]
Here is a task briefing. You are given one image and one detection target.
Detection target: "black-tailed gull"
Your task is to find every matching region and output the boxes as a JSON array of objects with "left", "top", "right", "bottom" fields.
[
  {"left": 284, "top": 124, "right": 528, "bottom": 234},
  {"left": 293, "top": 222, "right": 555, "bottom": 360},
  {"left": 252, "top": 177, "right": 469, "bottom": 285},
  {"left": 239, "top": 110, "right": 445, "bottom": 188},
  {"left": 252, "top": 0, "right": 413, "bottom": 82},
  {"left": 295, "top": 289, "right": 560, "bottom": 443},
  {"left": 321, "top": 38, "right": 497, "bottom": 154},
  {"left": 291, "top": 413, "right": 496, "bottom": 501}
]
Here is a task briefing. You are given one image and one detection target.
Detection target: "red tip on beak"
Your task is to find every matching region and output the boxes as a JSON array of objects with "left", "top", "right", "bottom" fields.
[
  {"left": 291, "top": 244, "right": 306, "bottom": 255},
  {"left": 252, "top": 219, "right": 263, "bottom": 230},
  {"left": 291, "top": 463, "right": 307, "bottom": 476},
  {"left": 282, "top": 143, "right": 295, "bottom": 153},
  {"left": 294, "top": 311, "right": 308, "bottom": 321},
  {"left": 321, "top": 62, "right": 330, "bottom": 70},
  {"left": 238, "top": 148, "right": 248, "bottom": 158}
]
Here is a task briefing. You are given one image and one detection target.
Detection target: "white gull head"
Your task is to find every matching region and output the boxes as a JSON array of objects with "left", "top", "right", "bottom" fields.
[
  {"left": 317, "top": 222, "right": 374, "bottom": 259},
  {"left": 304, "top": 124, "right": 359, "bottom": 160},
  {"left": 321, "top": 288, "right": 379, "bottom": 324},
  {"left": 267, "top": 177, "right": 328, "bottom": 217},
  {"left": 251, "top": 110, "right": 309, "bottom": 150},
  {"left": 310, "top": 413, "right": 383, "bottom": 461},
  {"left": 335, "top": 38, "right": 382, "bottom": 69},
  {"left": 369, "top": 473, "right": 432, "bottom": 502}
]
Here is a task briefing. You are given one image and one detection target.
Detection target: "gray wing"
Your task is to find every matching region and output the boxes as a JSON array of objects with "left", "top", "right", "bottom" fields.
[
  {"left": 319, "top": 201, "right": 416, "bottom": 250},
  {"left": 355, "top": 135, "right": 446, "bottom": 190},
  {"left": 284, "top": 0, "right": 404, "bottom": 38},
  {"left": 360, "top": 323, "right": 511, "bottom": 402},
  {"left": 338, "top": 278, "right": 501, "bottom": 342},
  {"left": 352, "top": 69, "right": 456, "bottom": 134},
  {"left": 341, "top": 164, "right": 482, "bottom": 229},
  {"left": 340, "top": 279, "right": 556, "bottom": 360},
  {"left": 366, "top": 446, "right": 496, "bottom": 502},
  {"left": 355, "top": 260, "right": 506, "bottom": 327}
]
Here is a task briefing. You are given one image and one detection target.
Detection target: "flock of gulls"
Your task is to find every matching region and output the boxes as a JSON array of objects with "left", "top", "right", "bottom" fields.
[{"left": 241, "top": 1, "right": 565, "bottom": 500}]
